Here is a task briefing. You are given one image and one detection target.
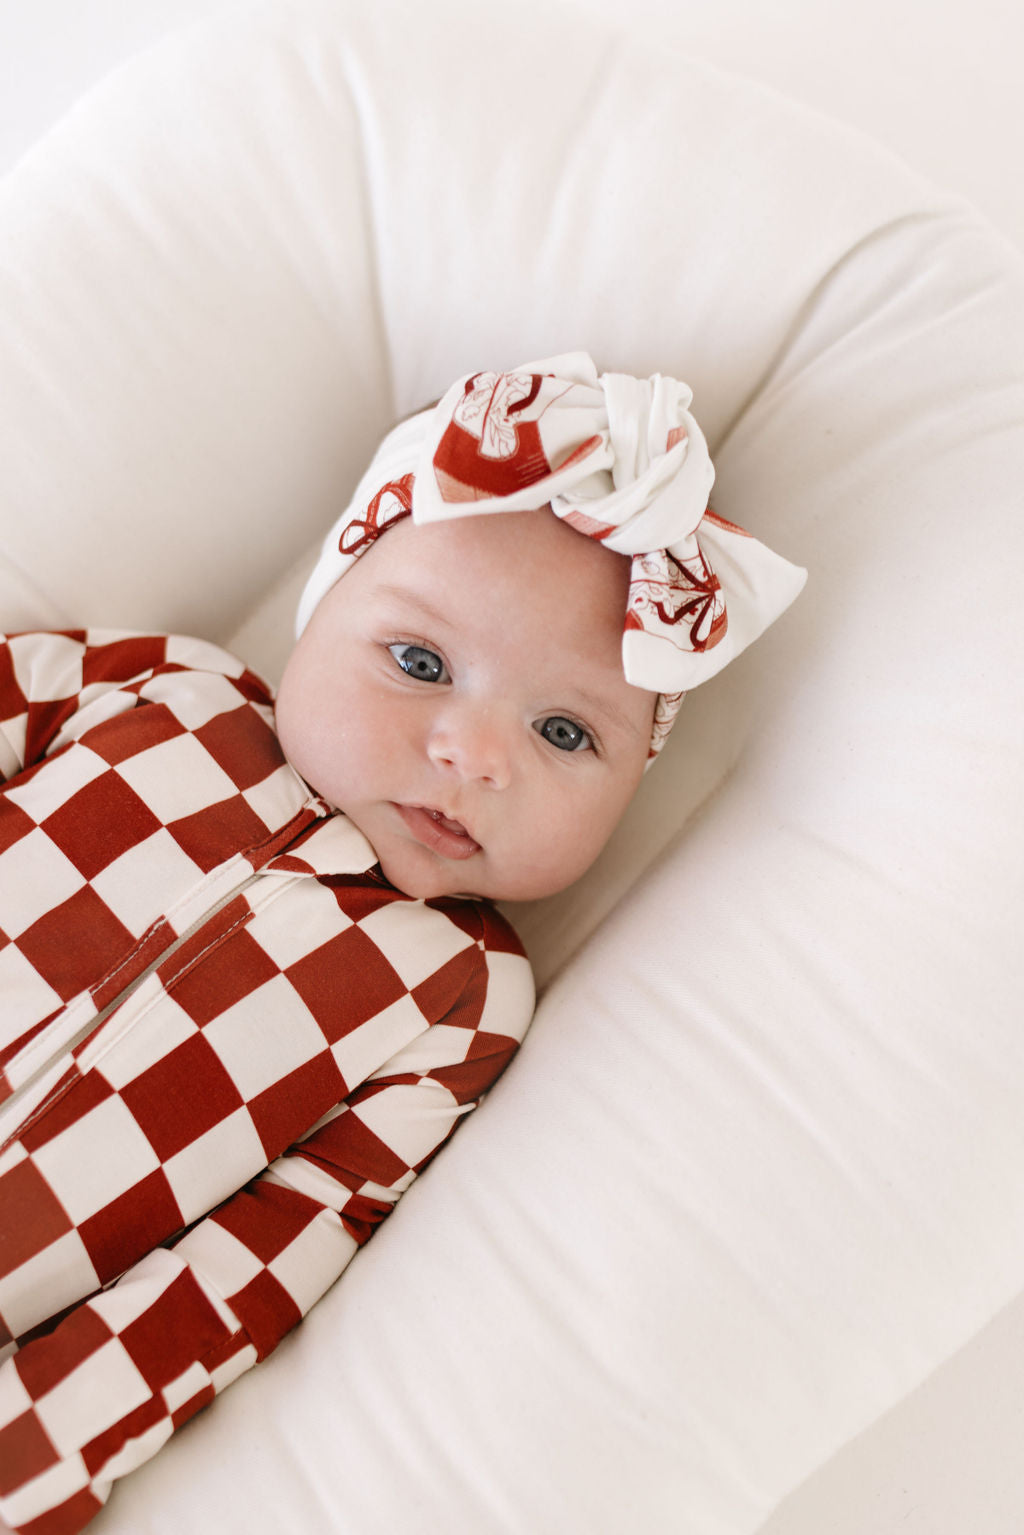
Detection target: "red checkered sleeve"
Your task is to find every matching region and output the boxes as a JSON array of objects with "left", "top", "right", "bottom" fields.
[
  {"left": 0, "top": 916, "right": 533, "bottom": 1533},
  {"left": 0, "top": 630, "right": 270, "bottom": 782}
]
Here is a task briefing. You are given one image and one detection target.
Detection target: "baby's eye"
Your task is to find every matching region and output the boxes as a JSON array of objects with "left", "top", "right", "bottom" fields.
[
  {"left": 388, "top": 643, "right": 450, "bottom": 683},
  {"left": 535, "top": 715, "right": 592, "bottom": 752}
]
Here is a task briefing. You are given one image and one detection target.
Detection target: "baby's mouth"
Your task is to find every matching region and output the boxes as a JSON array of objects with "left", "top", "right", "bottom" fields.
[
  {"left": 428, "top": 806, "right": 468, "bottom": 833},
  {"left": 393, "top": 803, "right": 482, "bottom": 860}
]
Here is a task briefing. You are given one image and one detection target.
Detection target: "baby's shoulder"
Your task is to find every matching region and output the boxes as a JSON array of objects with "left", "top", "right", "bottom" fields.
[
  {"left": 141, "top": 632, "right": 273, "bottom": 702},
  {"left": 423, "top": 895, "right": 535, "bottom": 1041}
]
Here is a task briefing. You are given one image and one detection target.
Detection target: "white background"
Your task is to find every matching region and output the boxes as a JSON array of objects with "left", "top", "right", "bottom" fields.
[{"left": 1, "top": 0, "right": 1022, "bottom": 254}]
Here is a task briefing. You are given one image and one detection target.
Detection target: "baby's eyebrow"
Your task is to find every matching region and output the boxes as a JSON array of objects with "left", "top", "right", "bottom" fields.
[
  {"left": 372, "top": 583, "right": 452, "bottom": 630},
  {"left": 568, "top": 682, "right": 649, "bottom": 741}
]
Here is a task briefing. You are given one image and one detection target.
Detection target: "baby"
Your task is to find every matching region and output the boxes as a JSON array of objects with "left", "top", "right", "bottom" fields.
[{"left": 0, "top": 352, "right": 804, "bottom": 1533}]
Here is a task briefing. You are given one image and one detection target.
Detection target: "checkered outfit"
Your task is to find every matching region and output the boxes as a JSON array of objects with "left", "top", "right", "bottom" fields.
[{"left": 0, "top": 631, "right": 533, "bottom": 1534}]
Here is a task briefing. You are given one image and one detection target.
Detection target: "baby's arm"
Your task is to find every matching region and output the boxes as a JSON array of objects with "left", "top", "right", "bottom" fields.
[
  {"left": 0, "top": 929, "right": 532, "bottom": 1533},
  {"left": 0, "top": 629, "right": 272, "bottom": 781},
  {"left": 1, "top": 631, "right": 162, "bottom": 778}
]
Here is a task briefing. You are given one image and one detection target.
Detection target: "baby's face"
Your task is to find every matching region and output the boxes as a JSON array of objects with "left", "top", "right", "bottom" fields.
[{"left": 276, "top": 507, "right": 656, "bottom": 901}]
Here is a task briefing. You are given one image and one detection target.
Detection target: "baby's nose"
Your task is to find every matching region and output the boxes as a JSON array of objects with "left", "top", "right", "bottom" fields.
[{"left": 426, "top": 705, "right": 512, "bottom": 789}]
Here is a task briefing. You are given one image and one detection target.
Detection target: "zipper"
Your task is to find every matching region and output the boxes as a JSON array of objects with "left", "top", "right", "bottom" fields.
[{"left": 0, "top": 870, "right": 261, "bottom": 1148}]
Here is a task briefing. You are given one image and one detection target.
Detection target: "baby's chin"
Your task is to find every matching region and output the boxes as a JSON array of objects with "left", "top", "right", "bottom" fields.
[
  {"left": 374, "top": 848, "right": 484, "bottom": 902},
  {"left": 376, "top": 850, "right": 577, "bottom": 905}
]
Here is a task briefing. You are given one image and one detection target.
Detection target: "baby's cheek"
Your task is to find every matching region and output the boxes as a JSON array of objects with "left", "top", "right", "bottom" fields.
[
  {"left": 513, "top": 824, "right": 601, "bottom": 899},
  {"left": 556, "top": 788, "right": 629, "bottom": 883}
]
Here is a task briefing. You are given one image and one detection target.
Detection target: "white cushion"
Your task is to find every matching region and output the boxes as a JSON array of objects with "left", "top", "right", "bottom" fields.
[{"left": 1, "top": 0, "right": 1022, "bottom": 1530}]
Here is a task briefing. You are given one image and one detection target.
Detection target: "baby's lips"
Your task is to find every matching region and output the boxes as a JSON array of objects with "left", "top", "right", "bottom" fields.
[
  {"left": 393, "top": 803, "right": 482, "bottom": 860},
  {"left": 429, "top": 807, "right": 473, "bottom": 838}
]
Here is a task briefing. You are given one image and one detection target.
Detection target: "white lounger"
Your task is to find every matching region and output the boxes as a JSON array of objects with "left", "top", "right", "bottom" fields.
[{"left": 2, "top": 2, "right": 1023, "bottom": 1529}]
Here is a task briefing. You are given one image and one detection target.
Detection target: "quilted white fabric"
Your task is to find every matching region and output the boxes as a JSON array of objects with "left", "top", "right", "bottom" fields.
[{"left": 1, "top": 0, "right": 1022, "bottom": 1531}]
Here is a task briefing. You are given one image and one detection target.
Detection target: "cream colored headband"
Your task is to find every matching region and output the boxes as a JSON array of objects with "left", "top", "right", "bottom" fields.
[{"left": 297, "top": 351, "right": 807, "bottom": 760}]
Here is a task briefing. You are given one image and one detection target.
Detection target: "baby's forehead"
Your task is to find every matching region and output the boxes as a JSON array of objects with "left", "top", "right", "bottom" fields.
[
  {"left": 389, "top": 501, "right": 629, "bottom": 577},
  {"left": 366, "top": 505, "right": 632, "bottom": 625}
]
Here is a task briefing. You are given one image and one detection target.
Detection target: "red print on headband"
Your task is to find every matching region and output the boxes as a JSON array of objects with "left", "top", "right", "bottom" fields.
[
  {"left": 340, "top": 473, "right": 415, "bottom": 556},
  {"left": 626, "top": 547, "right": 727, "bottom": 653},
  {"left": 433, "top": 371, "right": 604, "bottom": 504}
]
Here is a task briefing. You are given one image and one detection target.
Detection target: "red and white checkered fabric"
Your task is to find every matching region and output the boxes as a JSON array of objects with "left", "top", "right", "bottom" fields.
[{"left": 0, "top": 631, "right": 533, "bottom": 1534}]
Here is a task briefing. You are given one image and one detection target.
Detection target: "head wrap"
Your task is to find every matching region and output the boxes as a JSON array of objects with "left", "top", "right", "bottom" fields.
[{"left": 296, "top": 351, "right": 806, "bottom": 761}]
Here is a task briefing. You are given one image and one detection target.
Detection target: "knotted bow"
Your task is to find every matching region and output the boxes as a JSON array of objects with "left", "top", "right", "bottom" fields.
[{"left": 296, "top": 352, "right": 806, "bottom": 759}]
